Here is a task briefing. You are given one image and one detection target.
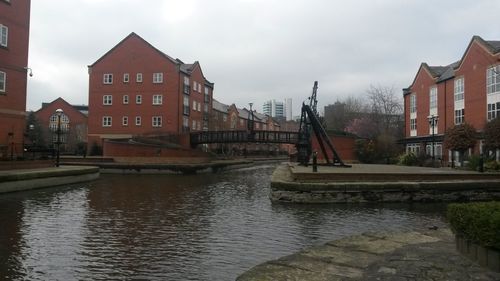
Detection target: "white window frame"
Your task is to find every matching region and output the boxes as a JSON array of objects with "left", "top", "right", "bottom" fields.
[
  {"left": 123, "top": 73, "right": 130, "bottom": 83},
  {"left": 487, "top": 102, "right": 500, "bottom": 121},
  {"left": 102, "top": 116, "right": 112, "bottom": 127},
  {"left": 184, "top": 76, "right": 189, "bottom": 85},
  {"left": 205, "top": 87, "right": 209, "bottom": 95},
  {"left": 122, "top": 116, "right": 128, "bottom": 126},
  {"left": 193, "top": 100, "right": 197, "bottom": 110},
  {"left": 454, "top": 108, "right": 464, "bottom": 125},
  {"left": 486, "top": 65, "right": 500, "bottom": 95},
  {"left": 429, "top": 86, "right": 437, "bottom": 111},
  {"left": 103, "top": 95, "right": 112, "bottom": 105},
  {"left": 0, "top": 24, "right": 8, "bottom": 47},
  {"left": 136, "top": 95, "right": 142, "bottom": 104},
  {"left": 193, "top": 81, "right": 197, "bottom": 92},
  {"left": 123, "top": 95, "right": 129, "bottom": 104},
  {"left": 152, "top": 94, "right": 163, "bottom": 105},
  {"left": 0, "top": 71, "right": 5, "bottom": 92},
  {"left": 152, "top": 116, "right": 162, "bottom": 127},
  {"left": 454, "top": 77, "right": 464, "bottom": 101},
  {"left": 153, "top": 72, "right": 163, "bottom": 84},
  {"left": 103, "top": 74, "right": 113, "bottom": 84},
  {"left": 135, "top": 116, "right": 141, "bottom": 126},
  {"left": 409, "top": 94, "right": 417, "bottom": 114},
  {"left": 192, "top": 120, "right": 196, "bottom": 130},
  {"left": 136, "top": 73, "right": 143, "bottom": 83},
  {"left": 197, "top": 102, "right": 201, "bottom": 112}
]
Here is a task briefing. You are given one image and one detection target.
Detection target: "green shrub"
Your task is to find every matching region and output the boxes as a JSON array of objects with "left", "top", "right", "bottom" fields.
[
  {"left": 398, "top": 152, "right": 418, "bottom": 166},
  {"left": 447, "top": 201, "right": 500, "bottom": 250},
  {"left": 485, "top": 160, "right": 500, "bottom": 171},
  {"left": 466, "top": 155, "right": 481, "bottom": 171}
]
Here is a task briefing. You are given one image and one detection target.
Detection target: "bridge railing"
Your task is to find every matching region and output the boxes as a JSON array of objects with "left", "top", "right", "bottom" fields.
[{"left": 190, "top": 130, "right": 299, "bottom": 147}]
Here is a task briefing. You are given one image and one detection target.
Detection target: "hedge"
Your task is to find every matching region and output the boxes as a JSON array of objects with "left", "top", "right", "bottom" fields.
[{"left": 447, "top": 201, "right": 500, "bottom": 250}]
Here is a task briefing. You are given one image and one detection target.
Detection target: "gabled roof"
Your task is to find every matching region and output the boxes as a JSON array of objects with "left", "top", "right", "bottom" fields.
[
  {"left": 406, "top": 35, "right": 500, "bottom": 94},
  {"left": 37, "top": 97, "right": 89, "bottom": 118},
  {"left": 89, "top": 32, "right": 178, "bottom": 67},
  {"left": 180, "top": 61, "right": 214, "bottom": 87},
  {"left": 212, "top": 99, "right": 229, "bottom": 113}
]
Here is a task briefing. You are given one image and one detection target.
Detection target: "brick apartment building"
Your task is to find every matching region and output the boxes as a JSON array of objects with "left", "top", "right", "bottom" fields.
[
  {"left": 403, "top": 35, "right": 500, "bottom": 164},
  {"left": 87, "top": 32, "right": 213, "bottom": 154},
  {"left": 0, "top": 0, "right": 30, "bottom": 159},
  {"left": 33, "top": 97, "right": 88, "bottom": 155}
]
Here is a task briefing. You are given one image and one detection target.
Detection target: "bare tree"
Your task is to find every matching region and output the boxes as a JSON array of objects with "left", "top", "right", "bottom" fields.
[{"left": 366, "top": 84, "right": 404, "bottom": 136}]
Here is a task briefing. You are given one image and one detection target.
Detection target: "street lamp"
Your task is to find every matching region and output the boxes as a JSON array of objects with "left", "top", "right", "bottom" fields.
[
  {"left": 248, "top": 102, "right": 254, "bottom": 132},
  {"left": 55, "top": 108, "right": 63, "bottom": 167},
  {"left": 427, "top": 114, "right": 439, "bottom": 165}
]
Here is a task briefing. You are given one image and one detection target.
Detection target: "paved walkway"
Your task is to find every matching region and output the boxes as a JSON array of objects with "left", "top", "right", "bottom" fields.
[{"left": 237, "top": 227, "right": 500, "bottom": 280}]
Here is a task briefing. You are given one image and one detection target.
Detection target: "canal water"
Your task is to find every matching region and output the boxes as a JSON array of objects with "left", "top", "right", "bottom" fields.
[{"left": 0, "top": 164, "right": 448, "bottom": 280}]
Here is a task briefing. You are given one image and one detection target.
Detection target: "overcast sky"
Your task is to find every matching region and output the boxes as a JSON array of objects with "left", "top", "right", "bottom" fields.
[{"left": 26, "top": 0, "right": 500, "bottom": 116}]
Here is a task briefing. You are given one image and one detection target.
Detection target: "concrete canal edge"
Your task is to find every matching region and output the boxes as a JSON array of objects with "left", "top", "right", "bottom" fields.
[
  {"left": 0, "top": 166, "right": 100, "bottom": 194},
  {"left": 236, "top": 228, "right": 500, "bottom": 280},
  {"left": 270, "top": 164, "right": 500, "bottom": 203}
]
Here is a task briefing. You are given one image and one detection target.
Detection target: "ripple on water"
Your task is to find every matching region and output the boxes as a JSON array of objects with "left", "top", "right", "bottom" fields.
[{"left": 0, "top": 164, "right": 447, "bottom": 281}]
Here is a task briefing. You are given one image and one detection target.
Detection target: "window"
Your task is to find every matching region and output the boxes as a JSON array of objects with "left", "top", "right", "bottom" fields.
[
  {"left": 102, "top": 116, "right": 112, "bottom": 127},
  {"left": 454, "top": 78, "right": 464, "bottom": 101},
  {"left": 136, "top": 95, "right": 142, "bottom": 104},
  {"left": 410, "top": 94, "right": 416, "bottom": 113},
  {"left": 410, "top": 118, "right": 417, "bottom": 131},
  {"left": 486, "top": 65, "right": 500, "bottom": 95},
  {"left": 152, "top": 95, "right": 163, "bottom": 105},
  {"left": 135, "top": 116, "right": 141, "bottom": 126},
  {"left": 136, "top": 73, "right": 143, "bottom": 83},
  {"left": 240, "top": 119, "right": 244, "bottom": 126},
  {"left": 193, "top": 100, "right": 197, "bottom": 110},
  {"left": 204, "top": 104, "right": 209, "bottom": 113},
  {"left": 193, "top": 81, "right": 197, "bottom": 92},
  {"left": 223, "top": 115, "right": 227, "bottom": 122},
  {"left": 49, "top": 114, "right": 70, "bottom": 131},
  {"left": 183, "top": 116, "right": 189, "bottom": 128},
  {"left": 152, "top": 116, "right": 162, "bottom": 127},
  {"left": 122, "top": 116, "right": 128, "bottom": 126},
  {"left": 103, "top": 74, "right": 113, "bottom": 84},
  {"left": 429, "top": 87, "right": 437, "bottom": 110},
  {"left": 205, "top": 87, "right": 209, "bottom": 95},
  {"left": 153, "top": 73, "right": 163, "bottom": 84},
  {"left": 454, "top": 109, "right": 464, "bottom": 125},
  {"left": 197, "top": 102, "right": 201, "bottom": 112},
  {"left": 487, "top": 102, "right": 500, "bottom": 121},
  {"left": 192, "top": 120, "right": 196, "bottom": 130},
  {"left": 0, "top": 24, "right": 7, "bottom": 47},
  {"left": 123, "top": 73, "right": 129, "bottom": 83},
  {"left": 184, "top": 76, "right": 190, "bottom": 85},
  {"left": 103, "top": 95, "right": 112, "bottom": 105},
  {"left": 0, "top": 71, "right": 5, "bottom": 92},
  {"left": 123, "top": 95, "right": 129, "bottom": 104}
]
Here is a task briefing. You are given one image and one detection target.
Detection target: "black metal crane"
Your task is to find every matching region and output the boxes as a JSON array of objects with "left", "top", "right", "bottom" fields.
[{"left": 296, "top": 81, "right": 350, "bottom": 167}]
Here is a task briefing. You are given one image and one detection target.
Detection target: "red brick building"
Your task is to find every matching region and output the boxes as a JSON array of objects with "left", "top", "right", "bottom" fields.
[
  {"left": 403, "top": 36, "right": 500, "bottom": 164},
  {"left": 33, "top": 97, "right": 88, "bottom": 154},
  {"left": 0, "top": 0, "right": 30, "bottom": 159},
  {"left": 87, "top": 32, "right": 213, "bottom": 154}
]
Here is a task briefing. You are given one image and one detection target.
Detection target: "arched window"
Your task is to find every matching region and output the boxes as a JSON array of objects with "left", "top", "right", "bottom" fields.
[{"left": 49, "top": 113, "right": 70, "bottom": 131}]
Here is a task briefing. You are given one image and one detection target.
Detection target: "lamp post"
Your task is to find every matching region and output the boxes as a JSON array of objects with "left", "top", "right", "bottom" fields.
[
  {"left": 55, "top": 108, "right": 63, "bottom": 167},
  {"left": 248, "top": 102, "right": 254, "bottom": 132},
  {"left": 427, "top": 114, "right": 439, "bottom": 165}
]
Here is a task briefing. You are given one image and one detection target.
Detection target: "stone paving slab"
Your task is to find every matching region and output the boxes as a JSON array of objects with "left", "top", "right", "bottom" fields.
[{"left": 237, "top": 229, "right": 500, "bottom": 281}]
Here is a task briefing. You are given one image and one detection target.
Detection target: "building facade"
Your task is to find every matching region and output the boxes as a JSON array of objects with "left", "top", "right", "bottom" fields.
[
  {"left": 87, "top": 33, "right": 213, "bottom": 153},
  {"left": 403, "top": 36, "right": 500, "bottom": 164},
  {"left": 0, "top": 0, "right": 30, "bottom": 159},
  {"left": 263, "top": 99, "right": 286, "bottom": 119},
  {"left": 33, "top": 98, "right": 88, "bottom": 155}
]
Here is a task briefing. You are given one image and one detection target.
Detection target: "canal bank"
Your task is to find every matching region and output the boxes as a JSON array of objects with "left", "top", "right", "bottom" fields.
[
  {"left": 271, "top": 163, "right": 500, "bottom": 203},
  {"left": 0, "top": 166, "right": 99, "bottom": 194},
  {"left": 61, "top": 156, "right": 288, "bottom": 174},
  {"left": 237, "top": 227, "right": 500, "bottom": 280}
]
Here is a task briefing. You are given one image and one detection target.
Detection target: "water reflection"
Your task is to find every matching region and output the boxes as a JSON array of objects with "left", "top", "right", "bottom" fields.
[{"left": 0, "top": 164, "right": 448, "bottom": 280}]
